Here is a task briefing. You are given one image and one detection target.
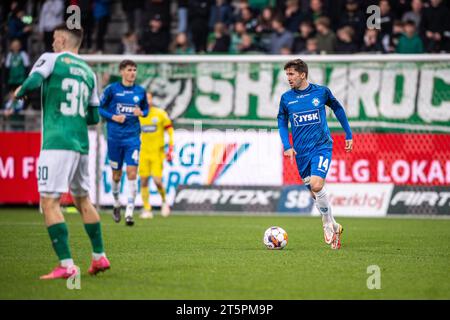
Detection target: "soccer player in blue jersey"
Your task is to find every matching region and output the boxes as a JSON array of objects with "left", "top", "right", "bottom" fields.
[
  {"left": 99, "top": 60, "right": 149, "bottom": 226},
  {"left": 278, "top": 59, "right": 353, "bottom": 250}
]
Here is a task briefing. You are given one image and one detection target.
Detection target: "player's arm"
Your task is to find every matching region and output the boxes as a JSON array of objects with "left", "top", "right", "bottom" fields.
[
  {"left": 326, "top": 87, "right": 353, "bottom": 152},
  {"left": 162, "top": 111, "right": 174, "bottom": 162},
  {"left": 86, "top": 73, "right": 100, "bottom": 125},
  {"left": 133, "top": 90, "right": 150, "bottom": 117},
  {"left": 14, "top": 53, "right": 56, "bottom": 99},
  {"left": 277, "top": 96, "right": 297, "bottom": 161}
]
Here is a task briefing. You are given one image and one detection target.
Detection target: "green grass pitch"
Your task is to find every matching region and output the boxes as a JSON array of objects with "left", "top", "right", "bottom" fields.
[{"left": 0, "top": 209, "right": 449, "bottom": 299}]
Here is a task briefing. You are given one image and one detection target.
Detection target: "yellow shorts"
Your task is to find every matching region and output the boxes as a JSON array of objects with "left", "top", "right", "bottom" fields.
[{"left": 139, "top": 151, "right": 164, "bottom": 178}]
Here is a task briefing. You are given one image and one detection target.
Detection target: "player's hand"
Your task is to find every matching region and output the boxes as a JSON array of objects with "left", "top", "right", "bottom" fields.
[
  {"left": 133, "top": 107, "right": 143, "bottom": 116},
  {"left": 284, "top": 148, "right": 297, "bottom": 163},
  {"left": 166, "top": 145, "right": 174, "bottom": 164},
  {"left": 345, "top": 139, "right": 353, "bottom": 153},
  {"left": 112, "top": 114, "right": 126, "bottom": 123},
  {"left": 13, "top": 86, "right": 24, "bottom": 100}
]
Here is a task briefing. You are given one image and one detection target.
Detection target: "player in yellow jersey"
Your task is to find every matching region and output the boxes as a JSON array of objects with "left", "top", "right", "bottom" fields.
[{"left": 139, "top": 93, "right": 174, "bottom": 218}]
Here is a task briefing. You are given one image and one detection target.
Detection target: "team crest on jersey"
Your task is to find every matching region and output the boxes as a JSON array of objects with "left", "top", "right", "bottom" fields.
[
  {"left": 152, "top": 117, "right": 158, "bottom": 124},
  {"left": 62, "top": 57, "right": 72, "bottom": 64},
  {"left": 133, "top": 96, "right": 139, "bottom": 103},
  {"left": 312, "top": 98, "right": 320, "bottom": 107},
  {"left": 292, "top": 110, "right": 321, "bottom": 127}
]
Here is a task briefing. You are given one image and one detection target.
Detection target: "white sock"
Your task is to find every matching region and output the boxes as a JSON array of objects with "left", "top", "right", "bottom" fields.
[
  {"left": 112, "top": 180, "right": 121, "bottom": 208},
  {"left": 92, "top": 252, "right": 106, "bottom": 261},
  {"left": 314, "top": 188, "right": 334, "bottom": 226},
  {"left": 125, "top": 179, "right": 137, "bottom": 218},
  {"left": 60, "top": 258, "right": 74, "bottom": 268}
]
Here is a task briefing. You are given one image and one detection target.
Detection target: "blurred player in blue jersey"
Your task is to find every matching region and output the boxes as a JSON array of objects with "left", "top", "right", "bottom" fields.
[
  {"left": 99, "top": 60, "right": 149, "bottom": 226},
  {"left": 278, "top": 59, "right": 353, "bottom": 250}
]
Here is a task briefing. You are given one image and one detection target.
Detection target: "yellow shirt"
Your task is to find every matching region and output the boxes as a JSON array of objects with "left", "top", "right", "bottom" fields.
[{"left": 139, "top": 106, "right": 172, "bottom": 154}]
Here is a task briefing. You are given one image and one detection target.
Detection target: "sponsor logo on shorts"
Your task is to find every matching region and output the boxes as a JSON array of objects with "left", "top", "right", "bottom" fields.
[{"left": 293, "top": 110, "right": 320, "bottom": 127}]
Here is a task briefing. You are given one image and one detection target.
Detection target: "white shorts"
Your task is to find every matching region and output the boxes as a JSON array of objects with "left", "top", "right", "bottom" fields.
[{"left": 37, "top": 150, "right": 90, "bottom": 198}]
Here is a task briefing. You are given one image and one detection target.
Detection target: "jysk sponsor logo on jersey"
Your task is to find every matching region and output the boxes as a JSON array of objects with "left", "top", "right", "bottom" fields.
[
  {"left": 292, "top": 110, "right": 320, "bottom": 126},
  {"left": 116, "top": 103, "right": 136, "bottom": 114}
]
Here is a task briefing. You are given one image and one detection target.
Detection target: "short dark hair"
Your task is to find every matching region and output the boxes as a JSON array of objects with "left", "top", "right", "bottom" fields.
[
  {"left": 284, "top": 59, "right": 308, "bottom": 77},
  {"left": 119, "top": 59, "right": 137, "bottom": 70},
  {"left": 54, "top": 23, "right": 84, "bottom": 47},
  {"left": 404, "top": 20, "right": 416, "bottom": 27}
]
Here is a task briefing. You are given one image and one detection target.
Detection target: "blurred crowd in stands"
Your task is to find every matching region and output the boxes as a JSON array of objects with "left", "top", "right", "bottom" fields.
[{"left": 1, "top": 0, "right": 450, "bottom": 122}]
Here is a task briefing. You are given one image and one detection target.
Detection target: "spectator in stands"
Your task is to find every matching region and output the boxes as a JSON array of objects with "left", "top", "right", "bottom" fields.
[
  {"left": 232, "top": 0, "right": 251, "bottom": 21},
  {"left": 336, "top": 25, "right": 358, "bottom": 53},
  {"left": 292, "top": 20, "right": 315, "bottom": 53},
  {"left": 121, "top": 0, "right": 145, "bottom": 37},
  {"left": 170, "top": 32, "right": 195, "bottom": 54},
  {"left": 422, "top": 0, "right": 449, "bottom": 53},
  {"left": 177, "top": 0, "right": 189, "bottom": 33},
  {"left": 188, "top": 0, "right": 212, "bottom": 53},
  {"left": 302, "top": 37, "right": 319, "bottom": 54},
  {"left": 140, "top": 14, "right": 171, "bottom": 54},
  {"left": 280, "top": 46, "right": 292, "bottom": 55},
  {"left": 338, "top": 0, "right": 365, "bottom": 46},
  {"left": 384, "top": 20, "right": 404, "bottom": 52},
  {"left": 268, "top": 15, "right": 294, "bottom": 54},
  {"left": 120, "top": 31, "right": 140, "bottom": 54},
  {"left": 145, "top": 0, "right": 172, "bottom": 31},
  {"left": 396, "top": 20, "right": 424, "bottom": 53},
  {"left": 254, "top": 6, "right": 274, "bottom": 51},
  {"left": 402, "top": 0, "right": 423, "bottom": 29},
  {"left": 6, "top": 7, "right": 33, "bottom": 51},
  {"left": 93, "top": 0, "right": 111, "bottom": 53},
  {"left": 314, "top": 16, "right": 336, "bottom": 53},
  {"left": 239, "top": 6, "right": 258, "bottom": 33},
  {"left": 255, "top": 6, "right": 274, "bottom": 34},
  {"left": 38, "top": 0, "right": 64, "bottom": 52},
  {"left": 378, "top": 0, "right": 394, "bottom": 38},
  {"left": 230, "top": 20, "right": 247, "bottom": 53},
  {"left": 4, "top": 39, "right": 30, "bottom": 95},
  {"left": 3, "top": 39, "right": 28, "bottom": 118},
  {"left": 360, "top": 28, "right": 384, "bottom": 53},
  {"left": 209, "top": 0, "right": 234, "bottom": 31},
  {"left": 208, "top": 22, "right": 231, "bottom": 52},
  {"left": 308, "top": 0, "right": 326, "bottom": 22},
  {"left": 391, "top": 0, "right": 410, "bottom": 20},
  {"left": 237, "top": 33, "right": 261, "bottom": 53},
  {"left": 284, "top": 0, "right": 309, "bottom": 33}
]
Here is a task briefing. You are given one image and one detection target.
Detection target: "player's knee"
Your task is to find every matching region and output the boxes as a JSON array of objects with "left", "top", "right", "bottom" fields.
[
  {"left": 112, "top": 171, "right": 122, "bottom": 182},
  {"left": 310, "top": 182, "right": 323, "bottom": 193}
]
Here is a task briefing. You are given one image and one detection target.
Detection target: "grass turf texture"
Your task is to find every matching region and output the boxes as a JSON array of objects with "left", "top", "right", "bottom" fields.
[{"left": 0, "top": 209, "right": 449, "bottom": 299}]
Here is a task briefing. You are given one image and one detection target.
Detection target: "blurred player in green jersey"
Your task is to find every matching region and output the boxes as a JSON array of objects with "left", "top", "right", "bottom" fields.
[{"left": 14, "top": 24, "right": 110, "bottom": 279}]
